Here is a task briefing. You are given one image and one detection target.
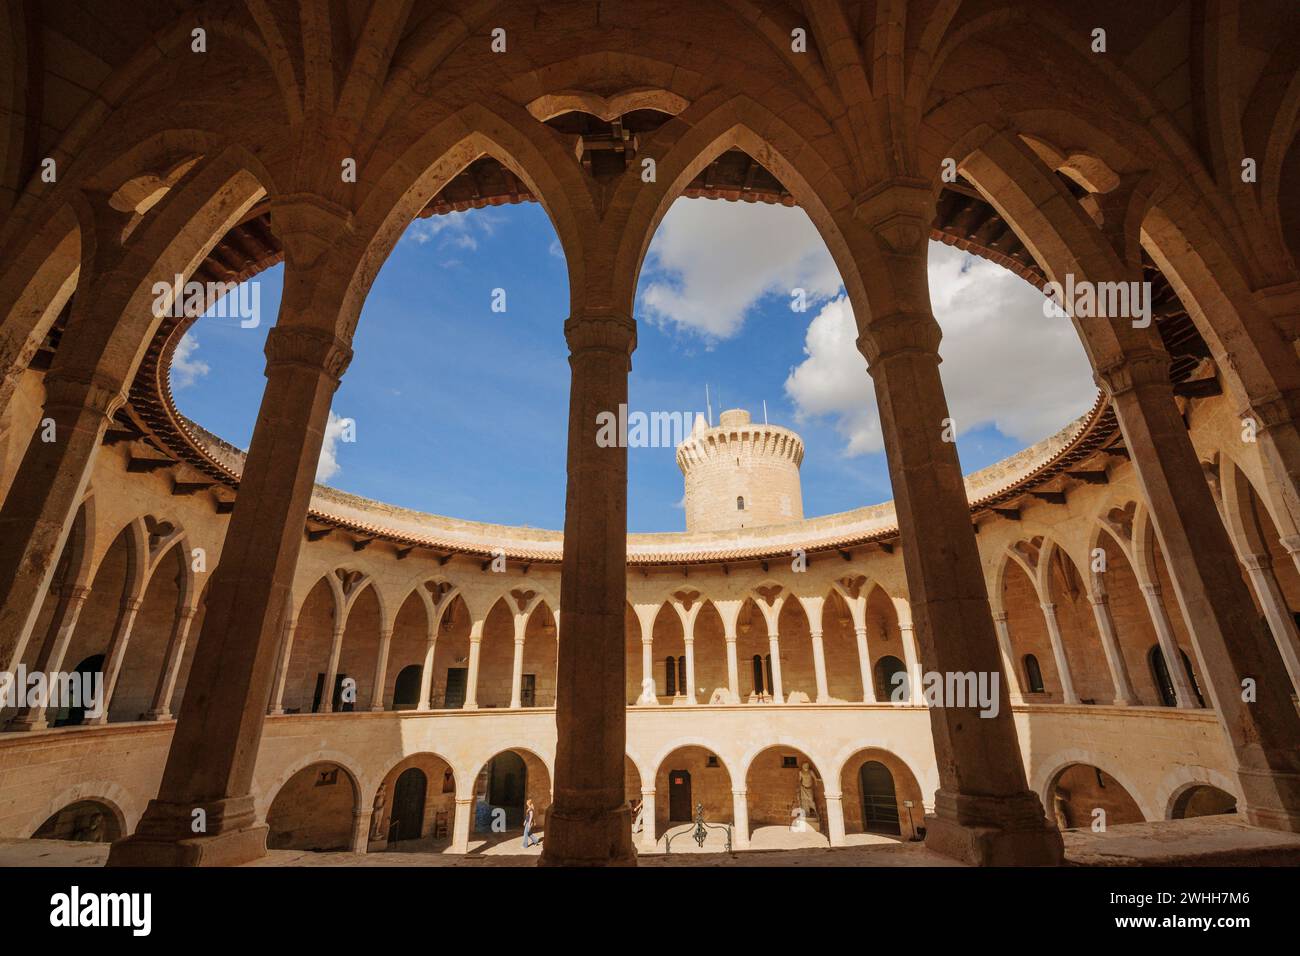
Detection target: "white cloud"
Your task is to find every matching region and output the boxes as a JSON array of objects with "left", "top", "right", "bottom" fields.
[
  {"left": 171, "top": 331, "right": 210, "bottom": 389},
  {"left": 638, "top": 199, "right": 842, "bottom": 340},
  {"left": 316, "top": 410, "right": 352, "bottom": 482},
  {"left": 785, "top": 242, "right": 1098, "bottom": 455},
  {"left": 404, "top": 209, "right": 501, "bottom": 257}
]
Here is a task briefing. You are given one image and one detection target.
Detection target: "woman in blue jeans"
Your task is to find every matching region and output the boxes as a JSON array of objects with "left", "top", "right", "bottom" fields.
[{"left": 522, "top": 799, "right": 539, "bottom": 847}]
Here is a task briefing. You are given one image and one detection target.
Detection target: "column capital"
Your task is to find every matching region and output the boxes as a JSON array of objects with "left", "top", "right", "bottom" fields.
[
  {"left": 1237, "top": 389, "right": 1300, "bottom": 430},
  {"left": 1094, "top": 348, "right": 1172, "bottom": 398},
  {"left": 991, "top": 610, "right": 1009, "bottom": 623},
  {"left": 852, "top": 176, "right": 935, "bottom": 256},
  {"left": 1241, "top": 552, "right": 1273, "bottom": 572},
  {"left": 1140, "top": 581, "right": 1162, "bottom": 598},
  {"left": 270, "top": 193, "right": 355, "bottom": 268},
  {"left": 121, "top": 598, "right": 144, "bottom": 614},
  {"left": 855, "top": 311, "right": 942, "bottom": 368},
  {"left": 1039, "top": 602, "right": 1057, "bottom": 614},
  {"left": 1280, "top": 534, "right": 1300, "bottom": 555},
  {"left": 563, "top": 312, "right": 636, "bottom": 355},
  {"left": 177, "top": 605, "right": 199, "bottom": 623},
  {"left": 42, "top": 369, "right": 126, "bottom": 417},
  {"left": 264, "top": 325, "right": 353, "bottom": 384},
  {"left": 67, "top": 585, "right": 93, "bottom": 604},
  {"left": 1088, "top": 592, "right": 1110, "bottom": 608}
]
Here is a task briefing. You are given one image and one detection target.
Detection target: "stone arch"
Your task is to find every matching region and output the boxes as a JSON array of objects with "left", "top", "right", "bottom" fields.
[
  {"left": 474, "top": 595, "right": 516, "bottom": 709},
  {"left": 428, "top": 592, "right": 473, "bottom": 709},
  {"left": 282, "top": 575, "right": 341, "bottom": 714},
  {"left": 384, "top": 586, "right": 431, "bottom": 711},
  {"left": 467, "top": 747, "right": 553, "bottom": 838},
  {"left": 1168, "top": 784, "right": 1240, "bottom": 821},
  {"left": 1040, "top": 761, "right": 1146, "bottom": 830},
  {"left": 520, "top": 599, "right": 558, "bottom": 707},
  {"left": 368, "top": 752, "right": 458, "bottom": 849},
  {"left": 837, "top": 747, "right": 926, "bottom": 840},
  {"left": 1155, "top": 767, "right": 1243, "bottom": 822},
  {"left": 741, "top": 743, "right": 830, "bottom": 847},
  {"left": 1039, "top": 538, "right": 1114, "bottom": 705},
  {"left": 998, "top": 542, "right": 1061, "bottom": 699},
  {"left": 264, "top": 758, "right": 362, "bottom": 852},
  {"left": 24, "top": 781, "right": 136, "bottom": 843},
  {"left": 653, "top": 744, "right": 734, "bottom": 842},
  {"left": 337, "top": 582, "right": 383, "bottom": 711}
]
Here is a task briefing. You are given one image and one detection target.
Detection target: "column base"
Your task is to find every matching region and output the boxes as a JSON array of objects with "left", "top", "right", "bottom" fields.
[
  {"left": 5, "top": 713, "right": 48, "bottom": 731},
  {"left": 1239, "top": 766, "right": 1300, "bottom": 833},
  {"left": 107, "top": 797, "right": 267, "bottom": 867},
  {"left": 140, "top": 710, "right": 173, "bottom": 722},
  {"left": 923, "top": 789, "right": 1064, "bottom": 866},
  {"left": 537, "top": 803, "right": 636, "bottom": 867}
]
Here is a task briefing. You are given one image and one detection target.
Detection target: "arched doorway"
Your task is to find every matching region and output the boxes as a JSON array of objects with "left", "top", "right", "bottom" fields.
[
  {"left": 858, "top": 761, "right": 901, "bottom": 835},
  {"left": 392, "top": 665, "right": 422, "bottom": 710},
  {"left": 1170, "top": 785, "right": 1238, "bottom": 819},
  {"left": 653, "top": 746, "right": 733, "bottom": 847},
  {"left": 471, "top": 749, "right": 551, "bottom": 841},
  {"left": 389, "top": 767, "right": 428, "bottom": 843},
  {"left": 875, "top": 655, "right": 909, "bottom": 702},
  {"left": 54, "top": 654, "right": 104, "bottom": 727},
  {"left": 33, "top": 800, "right": 123, "bottom": 842},
  {"left": 744, "top": 746, "right": 828, "bottom": 848},
  {"left": 1048, "top": 764, "right": 1144, "bottom": 830},
  {"left": 266, "top": 762, "right": 357, "bottom": 851}
]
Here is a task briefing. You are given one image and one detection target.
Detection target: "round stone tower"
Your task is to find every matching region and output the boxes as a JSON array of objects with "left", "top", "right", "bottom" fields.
[{"left": 676, "top": 408, "right": 805, "bottom": 532}]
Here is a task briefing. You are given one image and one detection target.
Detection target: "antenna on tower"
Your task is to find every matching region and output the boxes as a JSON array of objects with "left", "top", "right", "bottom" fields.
[
  {"left": 763, "top": 400, "right": 768, "bottom": 425},
  {"left": 705, "top": 384, "right": 713, "bottom": 427}
]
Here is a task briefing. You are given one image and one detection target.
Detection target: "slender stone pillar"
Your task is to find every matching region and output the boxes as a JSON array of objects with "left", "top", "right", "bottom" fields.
[
  {"left": 417, "top": 632, "right": 436, "bottom": 711},
  {"left": 990, "top": 612, "right": 1025, "bottom": 705},
  {"left": 766, "top": 629, "right": 785, "bottom": 703},
  {"left": 1088, "top": 595, "right": 1138, "bottom": 705},
  {"left": 824, "top": 792, "right": 847, "bottom": 847},
  {"left": 87, "top": 598, "right": 143, "bottom": 725},
  {"left": 682, "top": 636, "right": 698, "bottom": 704},
  {"left": 370, "top": 627, "right": 392, "bottom": 712},
  {"left": 540, "top": 311, "right": 636, "bottom": 867},
  {"left": 106, "top": 279, "right": 355, "bottom": 867},
  {"left": 637, "top": 638, "right": 656, "bottom": 704},
  {"left": 351, "top": 811, "right": 370, "bottom": 853},
  {"left": 725, "top": 634, "right": 740, "bottom": 702},
  {"left": 268, "top": 617, "right": 297, "bottom": 716},
  {"left": 1038, "top": 603, "right": 1079, "bottom": 705},
  {"left": 854, "top": 625, "right": 876, "bottom": 702},
  {"left": 732, "top": 790, "right": 750, "bottom": 850},
  {"left": 1139, "top": 583, "right": 1198, "bottom": 708},
  {"left": 898, "top": 621, "right": 924, "bottom": 705},
  {"left": 145, "top": 605, "right": 198, "bottom": 720},
  {"left": 7, "top": 584, "right": 91, "bottom": 730},
  {"left": 464, "top": 622, "right": 483, "bottom": 711},
  {"left": 854, "top": 183, "right": 1062, "bottom": 865},
  {"left": 810, "top": 629, "right": 830, "bottom": 702},
  {"left": 509, "top": 623, "right": 526, "bottom": 709},
  {"left": 1240, "top": 553, "right": 1300, "bottom": 695},
  {"left": 1100, "top": 348, "right": 1300, "bottom": 829},
  {"left": 1280, "top": 535, "right": 1300, "bottom": 579},
  {"left": 320, "top": 621, "right": 346, "bottom": 714},
  {"left": 451, "top": 798, "right": 473, "bottom": 853},
  {"left": 638, "top": 789, "right": 657, "bottom": 851},
  {"left": 0, "top": 372, "right": 123, "bottom": 673}
]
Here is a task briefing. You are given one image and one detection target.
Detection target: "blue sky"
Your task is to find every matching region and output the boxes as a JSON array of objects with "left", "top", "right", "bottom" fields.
[{"left": 173, "top": 198, "right": 1097, "bottom": 532}]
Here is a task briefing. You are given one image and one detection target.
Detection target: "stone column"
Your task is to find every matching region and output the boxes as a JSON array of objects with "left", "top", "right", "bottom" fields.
[
  {"left": 990, "top": 612, "right": 1025, "bottom": 705},
  {"left": 450, "top": 798, "right": 473, "bottom": 853},
  {"left": 732, "top": 790, "right": 750, "bottom": 850},
  {"left": 320, "top": 620, "right": 346, "bottom": 714},
  {"left": 1240, "top": 553, "right": 1300, "bottom": 695},
  {"left": 824, "top": 791, "right": 847, "bottom": 847},
  {"left": 7, "top": 584, "right": 91, "bottom": 730},
  {"left": 268, "top": 617, "right": 297, "bottom": 716},
  {"left": 417, "top": 631, "right": 436, "bottom": 711},
  {"left": 724, "top": 632, "right": 740, "bottom": 703},
  {"left": 854, "top": 625, "right": 876, "bottom": 703},
  {"left": 1280, "top": 534, "right": 1300, "bottom": 580},
  {"left": 682, "top": 636, "right": 698, "bottom": 704},
  {"left": 898, "top": 621, "right": 924, "bottom": 705},
  {"left": 540, "top": 311, "right": 636, "bottom": 868},
  {"left": 350, "top": 810, "right": 370, "bottom": 853},
  {"left": 86, "top": 597, "right": 144, "bottom": 725},
  {"left": 145, "top": 605, "right": 198, "bottom": 720},
  {"left": 766, "top": 628, "right": 785, "bottom": 703},
  {"left": 369, "top": 627, "right": 392, "bottom": 712},
  {"left": 464, "top": 621, "right": 483, "bottom": 711},
  {"left": 509, "top": 615, "right": 526, "bottom": 708},
  {"left": 105, "top": 252, "right": 356, "bottom": 867},
  {"left": 810, "top": 629, "right": 830, "bottom": 702},
  {"left": 637, "top": 638, "right": 656, "bottom": 704},
  {"left": 0, "top": 372, "right": 123, "bottom": 674},
  {"left": 1088, "top": 595, "right": 1138, "bottom": 705},
  {"left": 853, "top": 182, "right": 1061, "bottom": 865},
  {"left": 1100, "top": 348, "right": 1300, "bottom": 830},
  {"left": 1038, "top": 603, "right": 1079, "bottom": 705},
  {"left": 639, "top": 789, "right": 657, "bottom": 851},
  {"left": 1139, "top": 583, "right": 1198, "bottom": 708}
]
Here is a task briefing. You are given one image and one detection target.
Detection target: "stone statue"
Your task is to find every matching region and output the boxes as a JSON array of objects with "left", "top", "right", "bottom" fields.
[
  {"left": 796, "top": 762, "right": 817, "bottom": 819},
  {"left": 370, "top": 783, "right": 388, "bottom": 840}
]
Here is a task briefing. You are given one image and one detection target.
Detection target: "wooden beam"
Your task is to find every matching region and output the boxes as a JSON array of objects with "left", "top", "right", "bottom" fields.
[
  {"left": 1174, "top": 378, "right": 1222, "bottom": 399},
  {"left": 1102, "top": 445, "right": 1130, "bottom": 460},
  {"left": 352, "top": 538, "right": 373, "bottom": 552},
  {"left": 215, "top": 500, "right": 235, "bottom": 515},
  {"left": 305, "top": 527, "right": 332, "bottom": 542},
  {"left": 991, "top": 507, "right": 1021, "bottom": 521},
  {"left": 395, "top": 547, "right": 413, "bottom": 560},
  {"left": 1066, "top": 470, "right": 1109, "bottom": 485},
  {"left": 102, "top": 428, "right": 140, "bottom": 446},
  {"left": 171, "top": 480, "right": 214, "bottom": 496},
  {"left": 127, "top": 456, "right": 173, "bottom": 473},
  {"left": 1029, "top": 490, "right": 1067, "bottom": 505}
]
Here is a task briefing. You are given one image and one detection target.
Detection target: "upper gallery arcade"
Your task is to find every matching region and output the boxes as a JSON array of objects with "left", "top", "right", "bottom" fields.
[{"left": 0, "top": 0, "right": 1298, "bottom": 868}]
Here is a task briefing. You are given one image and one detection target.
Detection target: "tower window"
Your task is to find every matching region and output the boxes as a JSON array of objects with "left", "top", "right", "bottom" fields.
[{"left": 737, "top": 496, "right": 745, "bottom": 510}]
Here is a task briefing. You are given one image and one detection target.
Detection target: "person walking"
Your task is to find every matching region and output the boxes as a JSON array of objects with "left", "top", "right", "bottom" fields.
[{"left": 522, "top": 798, "right": 539, "bottom": 848}]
